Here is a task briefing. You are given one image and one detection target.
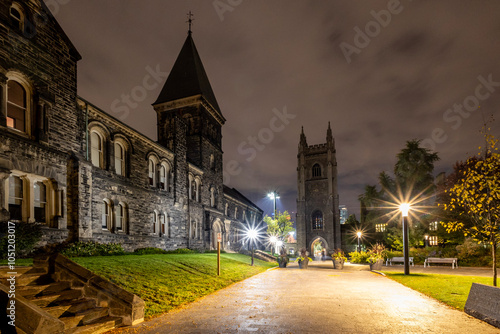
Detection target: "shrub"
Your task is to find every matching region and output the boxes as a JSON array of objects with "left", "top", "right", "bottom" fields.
[
  {"left": 349, "top": 251, "right": 371, "bottom": 263},
  {"left": 203, "top": 249, "right": 226, "bottom": 254},
  {"left": 0, "top": 222, "right": 42, "bottom": 258},
  {"left": 60, "top": 241, "right": 125, "bottom": 257},
  {"left": 134, "top": 247, "right": 167, "bottom": 255}
]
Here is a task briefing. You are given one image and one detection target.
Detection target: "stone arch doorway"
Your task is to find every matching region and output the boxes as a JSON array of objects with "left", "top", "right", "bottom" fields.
[
  {"left": 212, "top": 219, "right": 223, "bottom": 250},
  {"left": 310, "top": 237, "right": 328, "bottom": 260}
]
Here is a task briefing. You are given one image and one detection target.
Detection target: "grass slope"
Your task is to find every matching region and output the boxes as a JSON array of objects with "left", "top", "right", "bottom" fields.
[
  {"left": 383, "top": 272, "right": 494, "bottom": 310},
  {"left": 72, "top": 253, "right": 276, "bottom": 318}
]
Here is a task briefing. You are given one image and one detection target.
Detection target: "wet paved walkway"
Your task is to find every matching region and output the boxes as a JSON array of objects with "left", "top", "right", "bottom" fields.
[{"left": 114, "top": 262, "right": 500, "bottom": 334}]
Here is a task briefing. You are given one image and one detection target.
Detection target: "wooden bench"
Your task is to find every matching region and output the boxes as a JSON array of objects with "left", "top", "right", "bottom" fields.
[
  {"left": 386, "top": 257, "right": 414, "bottom": 266},
  {"left": 424, "top": 257, "right": 458, "bottom": 269}
]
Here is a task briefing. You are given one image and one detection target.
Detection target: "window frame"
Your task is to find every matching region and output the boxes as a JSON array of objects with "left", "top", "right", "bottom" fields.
[
  {"left": 91, "top": 131, "right": 104, "bottom": 168},
  {"left": 312, "top": 163, "right": 322, "bottom": 178},
  {"left": 114, "top": 141, "right": 126, "bottom": 176},
  {"left": 5, "top": 75, "right": 32, "bottom": 136},
  {"left": 312, "top": 210, "right": 324, "bottom": 230}
]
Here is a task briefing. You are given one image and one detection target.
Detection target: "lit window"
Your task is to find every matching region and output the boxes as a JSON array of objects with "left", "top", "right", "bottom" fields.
[
  {"left": 429, "top": 221, "right": 438, "bottom": 231},
  {"left": 159, "top": 165, "right": 166, "bottom": 190},
  {"left": 8, "top": 175, "right": 23, "bottom": 221},
  {"left": 312, "top": 210, "right": 323, "bottom": 230},
  {"left": 376, "top": 224, "right": 387, "bottom": 232},
  {"left": 429, "top": 235, "right": 438, "bottom": 246},
  {"left": 34, "top": 182, "right": 47, "bottom": 223},
  {"left": 91, "top": 132, "right": 104, "bottom": 168},
  {"left": 312, "top": 164, "right": 321, "bottom": 177},
  {"left": 114, "top": 142, "right": 125, "bottom": 176},
  {"left": 7, "top": 80, "right": 27, "bottom": 132}
]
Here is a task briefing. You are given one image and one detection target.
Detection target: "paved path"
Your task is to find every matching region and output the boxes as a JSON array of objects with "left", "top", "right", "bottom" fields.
[{"left": 113, "top": 262, "right": 500, "bottom": 334}]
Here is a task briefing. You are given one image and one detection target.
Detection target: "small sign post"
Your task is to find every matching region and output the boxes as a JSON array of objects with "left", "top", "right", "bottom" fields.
[{"left": 217, "top": 233, "right": 221, "bottom": 276}]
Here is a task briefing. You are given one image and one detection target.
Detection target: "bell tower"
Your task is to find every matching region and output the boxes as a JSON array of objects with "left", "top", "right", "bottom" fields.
[{"left": 296, "top": 123, "right": 341, "bottom": 256}]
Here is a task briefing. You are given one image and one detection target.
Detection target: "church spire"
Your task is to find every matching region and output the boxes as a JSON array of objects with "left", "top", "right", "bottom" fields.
[
  {"left": 299, "top": 126, "right": 308, "bottom": 148},
  {"left": 327, "top": 121, "right": 332, "bottom": 142}
]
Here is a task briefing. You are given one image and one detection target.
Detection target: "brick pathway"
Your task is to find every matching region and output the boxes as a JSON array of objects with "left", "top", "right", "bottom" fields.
[{"left": 113, "top": 262, "right": 500, "bottom": 334}]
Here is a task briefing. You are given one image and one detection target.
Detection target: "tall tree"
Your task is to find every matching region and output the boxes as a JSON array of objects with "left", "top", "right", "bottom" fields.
[
  {"left": 440, "top": 130, "right": 500, "bottom": 286},
  {"left": 264, "top": 211, "right": 294, "bottom": 240}
]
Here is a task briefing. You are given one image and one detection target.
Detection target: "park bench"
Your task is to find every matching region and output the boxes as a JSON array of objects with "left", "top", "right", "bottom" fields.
[
  {"left": 386, "top": 257, "right": 414, "bottom": 266},
  {"left": 424, "top": 257, "right": 458, "bottom": 269}
]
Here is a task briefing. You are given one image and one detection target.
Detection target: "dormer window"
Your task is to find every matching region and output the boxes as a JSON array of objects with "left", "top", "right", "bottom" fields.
[{"left": 10, "top": 4, "right": 24, "bottom": 31}]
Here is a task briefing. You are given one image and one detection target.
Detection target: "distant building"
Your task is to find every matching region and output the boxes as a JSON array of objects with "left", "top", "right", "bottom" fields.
[
  {"left": 339, "top": 205, "right": 348, "bottom": 224},
  {"left": 0, "top": 1, "right": 262, "bottom": 252},
  {"left": 296, "top": 124, "right": 341, "bottom": 256}
]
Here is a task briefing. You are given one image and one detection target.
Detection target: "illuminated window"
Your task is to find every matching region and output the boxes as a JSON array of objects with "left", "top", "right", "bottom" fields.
[
  {"left": 429, "top": 235, "right": 438, "bottom": 246},
  {"left": 91, "top": 132, "right": 104, "bottom": 168},
  {"left": 7, "top": 80, "right": 27, "bottom": 132},
  {"left": 114, "top": 142, "right": 125, "bottom": 176},
  {"left": 8, "top": 175, "right": 23, "bottom": 221},
  {"left": 312, "top": 210, "right": 323, "bottom": 230},
  {"left": 159, "top": 164, "right": 166, "bottom": 190},
  {"left": 375, "top": 224, "right": 387, "bottom": 233},
  {"left": 429, "top": 221, "right": 438, "bottom": 231}
]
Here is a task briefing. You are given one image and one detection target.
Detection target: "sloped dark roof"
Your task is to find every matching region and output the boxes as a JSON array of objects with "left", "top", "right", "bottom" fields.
[
  {"left": 223, "top": 185, "right": 263, "bottom": 213},
  {"left": 154, "top": 33, "right": 222, "bottom": 115}
]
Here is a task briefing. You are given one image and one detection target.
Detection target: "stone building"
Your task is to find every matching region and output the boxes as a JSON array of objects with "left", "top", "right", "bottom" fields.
[
  {"left": 296, "top": 123, "right": 341, "bottom": 256},
  {"left": 0, "top": 0, "right": 262, "bottom": 252}
]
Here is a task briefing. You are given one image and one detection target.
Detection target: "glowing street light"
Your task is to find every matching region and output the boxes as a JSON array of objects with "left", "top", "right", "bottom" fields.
[
  {"left": 269, "top": 235, "right": 277, "bottom": 255},
  {"left": 357, "top": 231, "right": 362, "bottom": 252},
  {"left": 399, "top": 203, "right": 411, "bottom": 275},
  {"left": 247, "top": 228, "right": 258, "bottom": 266},
  {"left": 267, "top": 191, "right": 280, "bottom": 219},
  {"left": 276, "top": 240, "right": 283, "bottom": 254}
]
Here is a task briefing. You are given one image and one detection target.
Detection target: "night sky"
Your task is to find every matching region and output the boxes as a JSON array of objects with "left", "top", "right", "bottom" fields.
[{"left": 50, "top": 0, "right": 500, "bottom": 219}]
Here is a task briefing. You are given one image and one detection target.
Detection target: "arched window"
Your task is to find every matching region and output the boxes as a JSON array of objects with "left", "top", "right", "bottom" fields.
[
  {"left": 312, "top": 164, "right": 321, "bottom": 178},
  {"left": 91, "top": 131, "right": 104, "bottom": 168},
  {"left": 159, "top": 163, "right": 169, "bottom": 190},
  {"left": 160, "top": 214, "right": 166, "bottom": 236},
  {"left": 194, "top": 178, "right": 200, "bottom": 202},
  {"left": 210, "top": 154, "right": 215, "bottom": 170},
  {"left": 210, "top": 187, "right": 216, "bottom": 207},
  {"left": 10, "top": 3, "right": 24, "bottom": 31},
  {"left": 312, "top": 210, "right": 323, "bottom": 230},
  {"left": 153, "top": 211, "right": 160, "bottom": 234},
  {"left": 34, "top": 182, "right": 47, "bottom": 223},
  {"left": 8, "top": 175, "right": 23, "bottom": 221},
  {"left": 114, "top": 142, "right": 125, "bottom": 176},
  {"left": 102, "top": 200, "right": 112, "bottom": 231},
  {"left": 7, "top": 80, "right": 27, "bottom": 132},
  {"left": 115, "top": 203, "right": 127, "bottom": 233},
  {"left": 148, "top": 157, "right": 157, "bottom": 187}
]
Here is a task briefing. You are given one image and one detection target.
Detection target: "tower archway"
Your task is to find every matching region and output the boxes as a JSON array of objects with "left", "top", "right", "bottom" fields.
[{"left": 309, "top": 236, "right": 328, "bottom": 259}]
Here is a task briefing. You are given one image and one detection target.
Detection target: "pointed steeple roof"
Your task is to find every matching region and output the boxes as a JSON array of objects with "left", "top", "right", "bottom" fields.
[
  {"left": 299, "top": 126, "right": 308, "bottom": 147},
  {"left": 154, "top": 33, "right": 222, "bottom": 116}
]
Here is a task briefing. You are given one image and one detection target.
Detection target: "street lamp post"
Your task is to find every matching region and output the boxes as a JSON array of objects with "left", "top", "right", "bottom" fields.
[
  {"left": 424, "top": 234, "right": 429, "bottom": 248},
  {"left": 247, "top": 228, "right": 258, "bottom": 266},
  {"left": 400, "top": 203, "right": 410, "bottom": 275},
  {"left": 267, "top": 191, "right": 280, "bottom": 219},
  {"left": 357, "top": 231, "right": 362, "bottom": 252}
]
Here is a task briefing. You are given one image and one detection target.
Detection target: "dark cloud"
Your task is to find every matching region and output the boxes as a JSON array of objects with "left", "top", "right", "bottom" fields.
[{"left": 52, "top": 0, "right": 500, "bottom": 219}]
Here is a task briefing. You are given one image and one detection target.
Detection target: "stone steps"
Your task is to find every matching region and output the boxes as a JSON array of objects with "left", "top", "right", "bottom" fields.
[{"left": 0, "top": 266, "right": 121, "bottom": 333}]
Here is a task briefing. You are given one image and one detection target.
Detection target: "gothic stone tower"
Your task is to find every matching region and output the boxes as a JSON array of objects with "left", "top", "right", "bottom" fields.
[
  {"left": 296, "top": 123, "right": 341, "bottom": 255},
  {"left": 152, "top": 31, "right": 226, "bottom": 249}
]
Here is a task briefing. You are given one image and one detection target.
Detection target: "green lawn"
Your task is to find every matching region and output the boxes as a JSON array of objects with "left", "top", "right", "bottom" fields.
[
  {"left": 383, "top": 272, "right": 494, "bottom": 310},
  {"left": 72, "top": 253, "right": 276, "bottom": 318}
]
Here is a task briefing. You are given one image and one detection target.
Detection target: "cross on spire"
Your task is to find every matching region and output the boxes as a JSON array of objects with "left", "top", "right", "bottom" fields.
[{"left": 186, "top": 11, "right": 194, "bottom": 34}]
